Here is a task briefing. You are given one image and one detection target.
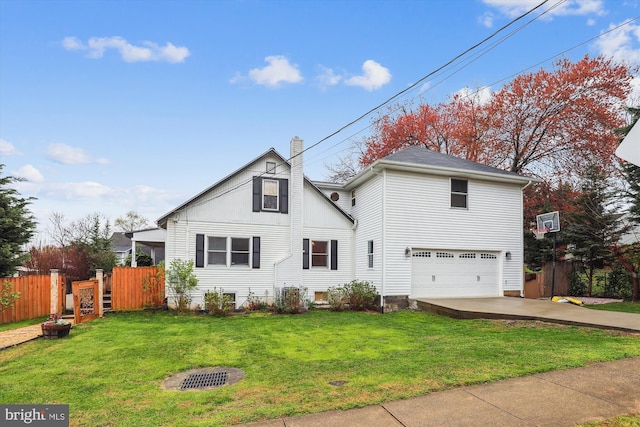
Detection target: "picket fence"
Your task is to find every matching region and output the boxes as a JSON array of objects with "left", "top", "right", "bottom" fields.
[{"left": 0, "top": 274, "right": 64, "bottom": 324}]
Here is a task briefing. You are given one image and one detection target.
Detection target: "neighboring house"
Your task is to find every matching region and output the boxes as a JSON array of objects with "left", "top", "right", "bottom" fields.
[
  {"left": 110, "top": 229, "right": 166, "bottom": 266},
  {"left": 110, "top": 232, "right": 132, "bottom": 265},
  {"left": 125, "top": 228, "right": 166, "bottom": 267},
  {"left": 158, "top": 137, "right": 537, "bottom": 310}
]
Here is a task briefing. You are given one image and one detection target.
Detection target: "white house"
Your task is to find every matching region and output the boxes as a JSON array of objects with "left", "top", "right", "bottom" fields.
[{"left": 157, "top": 137, "right": 537, "bottom": 310}]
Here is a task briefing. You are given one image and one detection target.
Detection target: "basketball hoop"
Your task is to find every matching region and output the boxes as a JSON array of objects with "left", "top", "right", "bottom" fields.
[{"left": 532, "top": 228, "right": 549, "bottom": 240}]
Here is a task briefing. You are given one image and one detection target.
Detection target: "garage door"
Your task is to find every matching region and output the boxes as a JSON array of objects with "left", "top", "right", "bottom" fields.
[{"left": 411, "top": 250, "right": 499, "bottom": 298}]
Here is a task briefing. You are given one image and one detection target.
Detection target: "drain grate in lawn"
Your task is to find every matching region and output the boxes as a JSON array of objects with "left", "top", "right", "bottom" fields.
[
  {"left": 162, "top": 367, "right": 245, "bottom": 392},
  {"left": 181, "top": 371, "right": 228, "bottom": 390}
]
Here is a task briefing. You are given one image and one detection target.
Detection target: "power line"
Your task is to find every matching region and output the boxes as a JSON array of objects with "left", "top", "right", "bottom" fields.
[{"left": 175, "top": 1, "right": 555, "bottom": 214}]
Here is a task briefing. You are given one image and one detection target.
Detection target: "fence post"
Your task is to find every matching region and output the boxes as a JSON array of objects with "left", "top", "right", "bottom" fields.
[
  {"left": 97, "top": 269, "right": 104, "bottom": 317},
  {"left": 50, "top": 269, "right": 59, "bottom": 315}
]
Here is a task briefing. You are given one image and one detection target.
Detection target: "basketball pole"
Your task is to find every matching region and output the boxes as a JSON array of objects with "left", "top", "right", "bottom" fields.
[{"left": 550, "top": 232, "right": 557, "bottom": 299}]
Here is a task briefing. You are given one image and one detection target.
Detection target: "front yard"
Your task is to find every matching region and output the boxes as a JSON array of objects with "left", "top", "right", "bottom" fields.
[{"left": 1, "top": 310, "right": 639, "bottom": 426}]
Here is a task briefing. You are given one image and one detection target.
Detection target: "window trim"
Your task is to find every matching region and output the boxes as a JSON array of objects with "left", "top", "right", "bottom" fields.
[
  {"left": 266, "top": 161, "right": 276, "bottom": 174},
  {"left": 311, "top": 240, "right": 328, "bottom": 268},
  {"left": 367, "top": 240, "right": 374, "bottom": 269},
  {"left": 207, "top": 236, "right": 227, "bottom": 266},
  {"left": 230, "top": 237, "right": 250, "bottom": 266},
  {"left": 262, "top": 179, "right": 280, "bottom": 211},
  {"left": 450, "top": 178, "right": 468, "bottom": 209}
]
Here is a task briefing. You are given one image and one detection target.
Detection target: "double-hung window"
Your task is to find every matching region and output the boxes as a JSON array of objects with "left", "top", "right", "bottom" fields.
[
  {"left": 367, "top": 240, "right": 374, "bottom": 268},
  {"left": 451, "top": 178, "right": 468, "bottom": 208},
  {"left": 262, "top": 179, "right": 279, "bottom": 211},
  {"left": 311, "top": 240, "right": 328, "bottom": 267},
  {"left": 207, "top": 237, "right": 226, "bottom": 265},
  {"left": 231, "top": 238, "right": 250, "bottom": 266}
]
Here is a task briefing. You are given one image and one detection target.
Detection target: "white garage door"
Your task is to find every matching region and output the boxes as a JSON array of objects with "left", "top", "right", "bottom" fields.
[{"left": 411, "top": 250, "right": 499, "bottom": 298}]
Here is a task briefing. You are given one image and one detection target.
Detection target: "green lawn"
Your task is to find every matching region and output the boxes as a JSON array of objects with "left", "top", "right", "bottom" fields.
[
  {"left": 586, "top": 301, "right": 640, "bottom": 314},
  {"left": 1, "top": 310, "right": 639, "bottom": 426}
]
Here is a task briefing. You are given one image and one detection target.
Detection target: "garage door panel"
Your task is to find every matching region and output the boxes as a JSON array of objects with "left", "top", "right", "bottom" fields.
[{"left": 411, "top": 250, "right": 499, "bottom": 298}]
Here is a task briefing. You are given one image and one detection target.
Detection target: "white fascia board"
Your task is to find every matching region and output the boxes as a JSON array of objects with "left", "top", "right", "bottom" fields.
[{"left": 345, "top": 159, "right": 540, "bottom": 189}]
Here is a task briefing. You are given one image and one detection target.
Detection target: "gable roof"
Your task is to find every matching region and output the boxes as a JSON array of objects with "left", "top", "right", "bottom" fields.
[
  {"left": 157, "top": 147, "right": 353, "bottom": 227},
  {"left": 345, "top": 146, "right": 539, "bottom": 188}
]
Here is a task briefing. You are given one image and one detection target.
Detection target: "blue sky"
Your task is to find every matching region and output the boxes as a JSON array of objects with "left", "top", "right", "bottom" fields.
[{"left": 1, "top": 0, "right": 639, "bottom": 239}]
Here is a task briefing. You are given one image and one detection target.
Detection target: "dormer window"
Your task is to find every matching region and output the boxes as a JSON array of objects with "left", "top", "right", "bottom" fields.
[{"left": 266, "top": 161, "right": 276, "bottom": 174}]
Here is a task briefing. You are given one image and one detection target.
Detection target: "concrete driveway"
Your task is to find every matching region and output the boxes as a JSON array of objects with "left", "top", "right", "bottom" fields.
[{"left": 415, "top": 297, "right": 640, "bottom": 332}]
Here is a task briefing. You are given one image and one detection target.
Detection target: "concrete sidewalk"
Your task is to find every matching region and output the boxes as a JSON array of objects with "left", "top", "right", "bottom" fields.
[{"left": 241, "top": 357, "right": 640, "bottom": 427}]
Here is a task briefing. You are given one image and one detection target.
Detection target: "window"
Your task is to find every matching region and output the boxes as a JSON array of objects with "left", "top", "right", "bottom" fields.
[
  {"left": 196, "top": 234, "right": 260, "bottom": 268},
  {"left": 231, "top": 238, "right": 250, "bottom": 266},
  {"left": 351, "top": 189, "right": 356, "bottom": 207},
  {"left": 451, "top": 178, "right": 468, "bottom": 208},
  {"left": 207, "top": 237, "right": 226, "bottom": 265},
  {"left": 367, "top": 240, "right": 374, "bottom": 268},
  {"left": 263, "top": 179, "right": 279, "bottom": 211},
  {"left": 253, "top": 177, "right": 288, "bottom": 213},
  {"left": 266, "top": 161, "right": 276, "bottom": 174},
  {"left": 314, "top": 291, "right": 328, "bottom": 302},
  {"left": 312, "top": 240, "right": 328, "bottom": 267}
]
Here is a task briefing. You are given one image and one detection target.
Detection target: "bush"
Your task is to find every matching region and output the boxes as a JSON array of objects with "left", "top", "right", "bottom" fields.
[
  {"left": 328, "top": 280, "right": 378, "bottom": 311},
  {"left": 568, "top": 266, "right": 587, "bottom": 297},
  {"left": 166, "top": 259, "right": 198, "bottom": 314},
  {"left": 327, "top": 286, "right": 348, "bottom": 311},
  {"left": 204, "top": 288, "right": 234, "bottom": 317},
  {"left": 343, "top": 280, "right": 377, "bottom": 310},
  {"left": 601, "top": 264, "right": 633, "bottom": 300},
  {"left": 243, "top": 289, "right": 269, "bottom": 312},
  {"left": 273, "top": 286, "right": 308, "bottom": 314}
]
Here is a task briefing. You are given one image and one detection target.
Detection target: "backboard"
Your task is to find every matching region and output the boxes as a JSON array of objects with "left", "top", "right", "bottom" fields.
[{"left": 536, "top": 211, "right": 560, "bottom": 233}]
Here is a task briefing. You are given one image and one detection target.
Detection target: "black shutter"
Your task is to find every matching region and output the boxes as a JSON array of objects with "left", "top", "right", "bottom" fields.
[
  {"left": 303, "top": 238, "right": 309, "bottom": 269},
  {"left": 196, "top": 234, "right": 205, "bottom": 268},
  {"left": 253, "top": 177, "right": 262, "bottom": 212},
  {"left": 252, "top": 236, "right": 260, "bottom": 269},
  {"left": 279, "top": 178, "right": 288, "bottom": 214},
  {"left": 331, "top": 240, "right": 338, "bottom": 270}
]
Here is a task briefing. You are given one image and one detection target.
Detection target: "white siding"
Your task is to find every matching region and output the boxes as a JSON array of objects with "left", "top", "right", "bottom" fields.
[
  {"left": 176, "top": 154, "right": 290, "bottom": 227},
  {"left": 382, "top": 170, "right": 523, "bottom": 296},
  {"left": 352, "top": 175, "right": 384, "bottom": 293},
  {"left": 301, "top": 227, "right": 354, "bottom": 294}
]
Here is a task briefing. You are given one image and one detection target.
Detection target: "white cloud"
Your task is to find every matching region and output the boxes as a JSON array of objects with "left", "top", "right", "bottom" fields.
[
  {"left": 479, "top": 12, "right": 495, "bottom": 28},
  {"left": 316, "top": 66, "right": 342, "bottom": 89},
  {"left": 246, "top": 56, "right": 303, "bottom": 87},
  {"left": 0, "top": 138, "right": 19, "bottom": 155},
  {"left": 46, "top": 143, "right": 109, "bottom": 165},
  {"left": 62, "top": 36, "right": 190, "bottom": 63},
  {"left": 482, "top": 0, "right": 605, "bottom": 19},
  {"left": 344, "top": 60, "right": 392, "bottom": 91},
  {"left": 457, "top": 86, "right": 493, "bottom": 105},
  {"left": 594, "top": 22, "right": 640, "bottom": 65},
  {"left": 13, "top": 164, "right": 44, "bottom": 183}
]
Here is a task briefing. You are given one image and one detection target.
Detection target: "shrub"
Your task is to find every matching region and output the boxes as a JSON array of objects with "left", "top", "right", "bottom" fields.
[
  {"left": 273, "top": 286, "right": 308, "bottom": 314},
  {"left": 0, "top": 280, "right": 21, "bottom": 313},
  {"left": 343, "top": 280, "right": 377, "bottom": 311},
  {"left": 601, "top": 264, "right": 633, "bottom": 300},
  {"left": 204, "top": 288, "right": 234, "bottom": 317},
  {"left": 327, "top": 286, "right": 347, "bottom": 311},
  {"left": 166, "top": 259, "right": 198, "bottom": 314},
  {"left": 243, "top": 289, "right": 269, "bottom": 312},
  {"left": 568, "top": 266, "right": 587, "bottom": 297}
]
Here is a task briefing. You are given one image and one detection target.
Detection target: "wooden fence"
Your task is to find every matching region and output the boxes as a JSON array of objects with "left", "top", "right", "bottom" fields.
[
  {"left": 110, "top": 266, "right": 165, "bottom": 311},
  {"left": 0, "top": 274, "right": 64, "bottom": 324}
]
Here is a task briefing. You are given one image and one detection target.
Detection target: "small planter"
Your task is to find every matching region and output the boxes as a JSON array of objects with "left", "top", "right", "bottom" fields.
[{"left": 41, "top": 324, "right": 71, "bottom": 339}]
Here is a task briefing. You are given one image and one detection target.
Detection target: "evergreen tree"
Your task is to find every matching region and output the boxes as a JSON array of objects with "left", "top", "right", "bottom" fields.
[
  {"left": 563, "top": 163, "right": 628, "bottom": 296},
  {"left": 0, "top": 165, "right": 37, "bottom": 277}
]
